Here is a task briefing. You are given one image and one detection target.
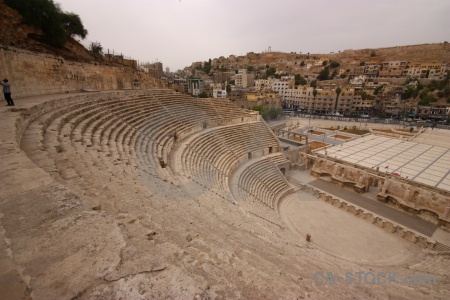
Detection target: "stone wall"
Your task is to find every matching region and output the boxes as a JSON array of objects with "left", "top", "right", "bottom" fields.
[
  {"left": 0, "top": 46, "right": 162, "bottom": 98},
  {"left": 284, "top": 145, "right": 310, "bottom": 169},
  {"left": 378, "top": 178, "right": 450, "bottom": 226},
  {"left": 310, "top": 156, "right": 450, "bottom": 227},
  {"left": 311, "top": 157, "right": 380, "bottom": 192}
]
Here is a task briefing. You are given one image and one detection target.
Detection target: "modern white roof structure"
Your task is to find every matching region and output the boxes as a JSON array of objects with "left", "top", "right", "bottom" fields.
[{"left": 316, "top": 135, "right": 450, "bottom": 192}]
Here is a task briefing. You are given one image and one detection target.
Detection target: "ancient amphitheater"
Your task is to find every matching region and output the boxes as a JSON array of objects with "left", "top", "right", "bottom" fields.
[{"left": 0, "top": 87, "right": 449, "bottom": 299}]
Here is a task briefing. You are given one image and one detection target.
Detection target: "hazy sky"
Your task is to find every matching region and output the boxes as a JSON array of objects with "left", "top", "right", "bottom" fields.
[{"left": 56, "top": 0, "right": 450, "bottom": 71}]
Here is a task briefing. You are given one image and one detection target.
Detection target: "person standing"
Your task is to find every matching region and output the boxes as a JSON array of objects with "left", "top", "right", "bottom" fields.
[{"left": 0, "top": 79, "right": 15, "bottom": 106}]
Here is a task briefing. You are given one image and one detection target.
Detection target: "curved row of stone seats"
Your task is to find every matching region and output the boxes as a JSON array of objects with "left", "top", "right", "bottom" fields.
[
  {"left": 173, "top": 121, "right": 282, "bottom": 202},
  {"left": 20, "top": 90, "right": 257, "bottom": 189},
  {"left": 21, "top": 92, "right": 151, "bottom": 184},
  {"left": 237, "top": 153, "right": 293, "bottom": 209}
]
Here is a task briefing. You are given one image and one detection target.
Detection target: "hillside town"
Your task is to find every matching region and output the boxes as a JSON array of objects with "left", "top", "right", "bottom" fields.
[{"left": 141, "top": 45, "right": 450, "bottom": 123}]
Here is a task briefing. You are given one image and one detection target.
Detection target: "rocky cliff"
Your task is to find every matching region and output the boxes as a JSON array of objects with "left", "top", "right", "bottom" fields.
[{"left": 0, "top": 47, "right": 162, "bottom": 98}]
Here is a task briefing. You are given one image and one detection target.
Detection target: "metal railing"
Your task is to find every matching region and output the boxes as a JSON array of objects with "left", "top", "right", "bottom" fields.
[{"left": 287, "top": 113, "right": 450, "bottom": 129}]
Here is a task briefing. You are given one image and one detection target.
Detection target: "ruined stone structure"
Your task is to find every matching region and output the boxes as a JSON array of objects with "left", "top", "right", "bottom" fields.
[{"left": 311, "top": 156, "right": 450, "bottom": 227}]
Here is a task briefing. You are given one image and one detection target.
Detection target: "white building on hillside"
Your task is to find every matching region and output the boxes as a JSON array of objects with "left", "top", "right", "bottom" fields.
[
  {"left": 213, "top": 89, "right": 227, "bottom": 98},
  {"left": 271, "top": 79, "right": 294, "bottom": 100}
]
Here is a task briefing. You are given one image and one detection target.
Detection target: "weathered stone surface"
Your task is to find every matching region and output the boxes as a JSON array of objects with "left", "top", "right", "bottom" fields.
[
  {"left": 311, "top": 157, "right": 450, "bottom": 226},
  {"left": 0, "top": 86, "right": 448, "bottom": 299},
  {"left": 0, "top": 47, "right": 163, "bottom": 98}
]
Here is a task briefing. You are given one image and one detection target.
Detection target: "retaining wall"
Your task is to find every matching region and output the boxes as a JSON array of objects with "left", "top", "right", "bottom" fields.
[{"left": 0, "top": 46, "right": 162, "bottom": 98}]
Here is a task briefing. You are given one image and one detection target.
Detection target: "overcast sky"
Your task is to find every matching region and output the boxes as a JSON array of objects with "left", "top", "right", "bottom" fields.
[{"left": 56, "top": 0, "right": 450, "bottom": 71}]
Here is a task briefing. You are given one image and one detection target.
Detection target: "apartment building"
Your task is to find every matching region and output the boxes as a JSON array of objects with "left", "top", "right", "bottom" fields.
[
  {"left": 284, "top": 87, "right": 346, "bottom": 114},
  {"left": 271, "top": 81, "right": 290, "bottom": 99},
  {"left": 428, "top": 64, "right": 447, "bottom": 80},
  {"left": 349, "top": 66, "right": 366, "bottom": 78},
  {"left": 381, "top": 61, "right": 409, "bottom": 70},
  {"left": 255, "top": 79, "right": 274, "bottom": 91},
  {"left": 364, "top": 63, "right": 380, "bottom": 77},
  {"left": 378, "top": 61, "right": 409, "bottom": 78},
  {"left": 407, "top": 63, "right": 447, "bottom": 80},
  {"left": 235, "top": 69, "right": 255, "bottom": 88},
  {"left": 378, "top": 69, "right": 404, "bottom": 78},
  {"left": 212, "top": 71, "right": 234, "bottom": 83},
  {"left": 187, "top": 78, "right": 204, "bottom": 96},
  {"left": 350, "top": 75, "right": 367, "bottom": 87},
  {"left": 140, "top": 62, "right": 164, "bottom": 78}
]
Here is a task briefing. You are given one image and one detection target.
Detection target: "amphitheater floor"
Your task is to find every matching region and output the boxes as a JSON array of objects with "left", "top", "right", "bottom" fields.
[
  {"left": 279, "top": 191, "right": 421, "bottom": 266},
  {"left": 307, "top": 179, "right": 439, "bottom": 236}
]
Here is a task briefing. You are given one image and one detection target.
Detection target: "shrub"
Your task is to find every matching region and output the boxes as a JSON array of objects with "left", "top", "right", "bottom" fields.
[{"left": 330, "top": 61, "right": 340, "bottom": 68}]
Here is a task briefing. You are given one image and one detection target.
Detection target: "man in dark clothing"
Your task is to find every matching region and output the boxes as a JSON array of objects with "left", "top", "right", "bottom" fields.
[{"left": 0, "top": 79, "right": 15, "bottom": 106}]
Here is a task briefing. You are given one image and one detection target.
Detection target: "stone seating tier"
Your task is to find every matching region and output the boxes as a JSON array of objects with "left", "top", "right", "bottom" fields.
[
  {"left": 19, "top": 89, "right": 292, "bottom": 228},
  {"left": 237, "top": 153, "right": 292, "bottom": 210},
  {"left": 20, "top": 90, "right": 257, "bottom": 185}
]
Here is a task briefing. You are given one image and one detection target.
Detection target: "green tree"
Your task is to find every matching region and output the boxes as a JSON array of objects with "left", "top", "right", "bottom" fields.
[
  {"left": 418, "top": 94, "right": 437, "bottom": 106},
  {"left": 312, "top": 88, "right": 318, "bottom": 113},
  {"left": 269, "top": 107, "right": 283, "bottom": 120},
  {"left": 370, "top": 50, "right": 376, "bottom": 57},
  {"left": 310, "top": 80, "right": 317, "bottom": 88},
  {"left": 5, "top": 0, "right": 88, "bottom": 47},
  {"left": 295, "top": 74, "right": 307, "bottom": 85},
  {"left": 322, "top": 60, "right": 328, "bottom": 66},
  {"left": 419, "top": 88, "right": 430, "bottom": 100},
  {"left": 334, "top": 87, "right": 342, "bottom": 112},
  {"left": 401, "top": 88, "right": 419, "bottom": 100},
  {"left": 89, "top": 42, "right": 103, "bottom": 56},
  {"left": 300, "top": 61, "right": 305, "bottom": 67},
  {"left": 60, "top": 12, "right": 87, "bottom": 39},
  {"left": 360, "top": 61, "right": 366, "bottom": 66},
  {"left": 339, "top": 73, "right": 347, "bottom": 78},
  {"left": 444, "top": 86, "right": 450, "bottom": 97},
  {"left": 265, "top": 67, "right": 276, "bottom": 77},
  {"left": 317, "top": 66, "right": 330, "bottom": 80},
  {"left": 252, "top": 106, "right": 269, "bottom": 120},
  {"left": 331, "top": 69, "right": 338, "bottom": 79},
  {"left": 203, "top": 59, "right": 212, "bottom": 74},
  {"left": 428, "top": 80, "right": 439, "bottom": 91},
  {"left": 373, "top": 85, "right": 385, "bottom": 95},
  {"left": 330, "top": 61, "right": 340, "bottom": 68}
]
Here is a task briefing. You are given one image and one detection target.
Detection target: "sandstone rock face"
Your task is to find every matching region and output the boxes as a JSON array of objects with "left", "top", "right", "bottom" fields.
[{"left": 0, "top": 47, "right": 162, "bottom": 98}]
